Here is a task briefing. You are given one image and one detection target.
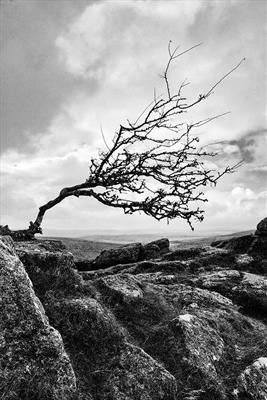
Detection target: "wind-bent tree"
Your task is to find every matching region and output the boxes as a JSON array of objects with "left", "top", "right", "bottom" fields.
[{"left": 2, "top": 43, "right": 244, "bottom": 240}]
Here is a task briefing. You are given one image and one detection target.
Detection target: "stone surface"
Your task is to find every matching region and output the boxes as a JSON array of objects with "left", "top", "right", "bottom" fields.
[
  {"left": 104, "top": 343, "right": 177, "bottom": 400},
  {"left": 196, "top": 269, "right": 267, "bottom": 318},
  {"left": 0, "top": 236, "right": 76, "bottom": 400},
  {"left": 143, "top": 243, "right": 161, "bottom": 259},
  {"left": 45, "top": 294, "right": 177, "bottom": 400},
  {"left": 211, "top": 234, "right": 255, "bottom": 253},
  {"left": 2, "top": 235, "right": 266, "bottom": 400},
  {"left": 148, "top": 238, "right": 170, "bottom": 253},
  {"left": 248, "top": 236, "right": 267, "bottom": 257},
  {"left": 232, "top": 272, "right": 267, "bottom": 317},
  {"left": 80, "top": 259, "right": 186, "bottom": 280},
  {"left": 14, "top": 240, "right": 83, "bottom": 297},
  {"left": 95, "top": 274, "right": 144, "bottom": 302},
  {"left": 95, "top": 272, "right": 267, "bottom": 399},
  {"left": 211, "top": 234, "right": 267, "bottom": 257},
  {"left": 163, "top": 247, "right": 205, "bottom": 261},
  {"left": 90, "top": 242, "right": 144, "bottom": 269},
  {"left": 234, "top": 357, "right": 267, "bottom": 399},
  {"left": 255, "top": 217, "right": 267, "bottom": 236}
]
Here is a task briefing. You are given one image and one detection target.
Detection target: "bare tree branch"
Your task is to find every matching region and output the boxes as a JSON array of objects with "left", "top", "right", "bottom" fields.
[{"left": 4, "top": 43, "right": 244, "bottom": 239}]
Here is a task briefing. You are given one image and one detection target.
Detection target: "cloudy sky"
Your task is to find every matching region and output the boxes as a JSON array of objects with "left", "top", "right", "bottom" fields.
[{"left": 0, "top": 0, "right": 266, "bottom": 235}]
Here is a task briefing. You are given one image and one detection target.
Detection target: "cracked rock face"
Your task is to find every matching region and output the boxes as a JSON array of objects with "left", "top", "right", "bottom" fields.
[
  {"left": 196, "top": 269, "right": 267, "bottom": 318},
  {"left": 2, "top": 234, "right": 267, "bottom": 400},
  {"left": 234, "top": 357, "right": 267, "bottom": 399},
  {"left": 255, "top": 217, "right": 267, "bottom": 236},
  {"left": 0, "top": 236, "right": 76, "bottom": 400}
]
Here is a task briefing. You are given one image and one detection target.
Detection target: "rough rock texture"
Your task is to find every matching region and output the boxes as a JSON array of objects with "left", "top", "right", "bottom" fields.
[
  {"left": 234, "top": 357, "right": 267, "bottom": 399},
  {"left": 143, "top": 243, "right": 161, "bottom": 260},
  {"left": 15, "top": 239, "right": 83, "bottom": 297},
  {"left": 196, "top": 269, "right": 267, "bottom": 319},
  {"left": 255, "top": 217, "right": 267, "bottom": 236},
  {"left": 211, "top": 234, "right": 267, "bottom": 257},
  {"left": 147, "top": 238, "right": 170, "bottom": 254},
  {"left": 88, "top": 242, "right": 144, "bottom": 270},
  {"left": 2, "top": 228, "right": 267, "bottom": 400},
  {"left": 44, "top": 291, "right": 177, "bottom": 400},
  {"left": 78, "top": 239, "right": 170, "bottom": 271},
  {"left": 163, "top": 247, "right": 205, "bottom": 261},
  {"left": 0, "top": 236, "right": 76, "bottom": 400},
  {"left": 94, "top": 273, "right": 266, "bottom": 399},
  {"left": 80, "top": 259, "right": 186, "bottom": 281}
]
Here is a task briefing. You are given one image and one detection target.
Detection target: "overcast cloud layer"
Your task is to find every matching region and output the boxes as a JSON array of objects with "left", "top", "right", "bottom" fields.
[{"left": 1, "top": 0, "right": 266, "bottom": 235}]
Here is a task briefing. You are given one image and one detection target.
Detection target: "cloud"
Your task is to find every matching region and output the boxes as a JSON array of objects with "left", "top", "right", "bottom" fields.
[
  {"left": 55, "top": 1, "right": 203, "bottom": 80},
  {"left": 0, "top": 0, "right": 95, "bottom": 153},
  {"left": 203, "top": 185, "right": 267, "bottom": 230},
  {"left": 1, "top": 0, "right": 266, "bottom": 233},
  {"left": 228, "top": 130, "right": 267, "bottom": 164}
]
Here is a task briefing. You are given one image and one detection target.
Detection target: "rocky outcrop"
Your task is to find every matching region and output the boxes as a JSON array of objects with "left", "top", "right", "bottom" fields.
[
  {"left": 196, "top": 269, "right": 267, "bottom": 319},
  {"left": 85, "top": 242, "right": 144, "bottom": 270},
  {"left": 234, "top": 357, "right": 267, "bottom": 399},
  {"left": 2, "top": 227, "right": 266, "bottom": 400},
  {"left": 212, "top": 217, "right": 267, "bottom": 257},
  {"left": 255, "top": 217, "right": 267, "bottom": 236},
  {"left": 94, "top": 273, "right": 267, "bottom": 399},
  {"left": 163, "top": 247, "right": 205, "bottom": 261},
  {"left": 44, "top": 290, "right": 177, "bottom": 400},
  {"left": 0, "top": 236, "right": 76, "bottom": 400},
  {"left": 144, "top": 238, "right": 170, "bottom": 256},
  {"left": 15, "top": 239, "right": 83, "bottom": 297},
  {"left": 80, "top": 259, "right": 186, "bottom": 281},
  {"left": 76, "top": 239, "right": 171, "bottom": 271}
]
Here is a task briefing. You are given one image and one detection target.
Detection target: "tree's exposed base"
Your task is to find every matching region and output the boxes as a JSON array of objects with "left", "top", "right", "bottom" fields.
[{"left": 0, "top": 224, "right": 42, "bottom": 241}]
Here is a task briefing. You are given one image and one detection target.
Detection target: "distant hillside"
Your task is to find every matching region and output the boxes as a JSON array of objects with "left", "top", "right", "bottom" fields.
[
  {"left": 79, "top": 230, "right": 254, "bottom": 244},
  {"left": 43, "top": 229, "right": 254, "bottom": 260},
  {"left": 42, "top": 236, "right": 122, "bottom": 260},
  {"left": 171, "top": 230, "right": 254, "bottom": 250}
]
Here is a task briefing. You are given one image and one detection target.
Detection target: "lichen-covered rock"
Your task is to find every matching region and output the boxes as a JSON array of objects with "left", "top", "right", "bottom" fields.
[
  {"left": 90, "top": 242, "right": 144, "bottom": 269},
  {"left": 255, "top": 217, "right": 267, "bottom": 236},
  {"left": 15, "top": 239, "right": 67, "bottom": 253},
  {"left": 95, "top": 271, "right": 267, "bottom": 399},
  {"left": 103, "top": 343, "right": 177, "bottom": 400},
  {"left": 235, "top": 253, "right": 267, "bottom": 275},
  {"left": 81, "top": 259, "right": 186, "bottom": 281},
  {"left": 44, "top": 293, "right": 177, "bottom": 400},
  {"left": 95, "top": 274, "right": 144, "bottom": 303},
  {"left": 163, "top": 247, "right": 205, "bottom": 261},
  {"left": 196, "top": 269, "right": 243, "bottom": 291},
  {"left": 196, "top": 269, "right": 267, "bottom": 319},
  {"left": 233, "top": 357, "right": 267, "bottom": 399},
  {"left": 14, "top": 240, "right": 83, "bottom": 297},
  {"left": 167, "top": 313, "right": 225, "bottom": 397},
  {"left": 232, "top": 272, "right": 267, "bottom": 317},
  {"left": 211, "top": 234, "right": 267, "bottom": 257},
  {"left": 211, "top": 234, "right": 254, "bottom": 253},
  {"left": 147, "top": 238, "right": 170, "bottom": 254},
  {"left": 5, "top": 234, "right": 266, "bottom": 400},
  {"left": 44, "top": 296, "right": 125, "bottom": 351},
  {"left": 143, "top": 243, "right": 161, "bottom": 259},
  {"left": 0, "top": 236, "right": 76, "bottom": 400}
]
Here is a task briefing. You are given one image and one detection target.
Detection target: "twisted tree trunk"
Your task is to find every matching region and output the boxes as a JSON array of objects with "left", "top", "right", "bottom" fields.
[{"left": 0, "top": 181, "right": 96, "bottom": 241}]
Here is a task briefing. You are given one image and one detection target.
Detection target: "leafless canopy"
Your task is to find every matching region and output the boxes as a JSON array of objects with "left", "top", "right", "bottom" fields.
[{"left": 27, "top": 42, "right": 244, "bottom": 235}]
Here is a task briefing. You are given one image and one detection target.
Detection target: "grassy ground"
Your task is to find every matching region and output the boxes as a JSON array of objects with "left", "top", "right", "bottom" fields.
[{"left": 43, "top": 237, "right": 122, "bottom": 260}]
